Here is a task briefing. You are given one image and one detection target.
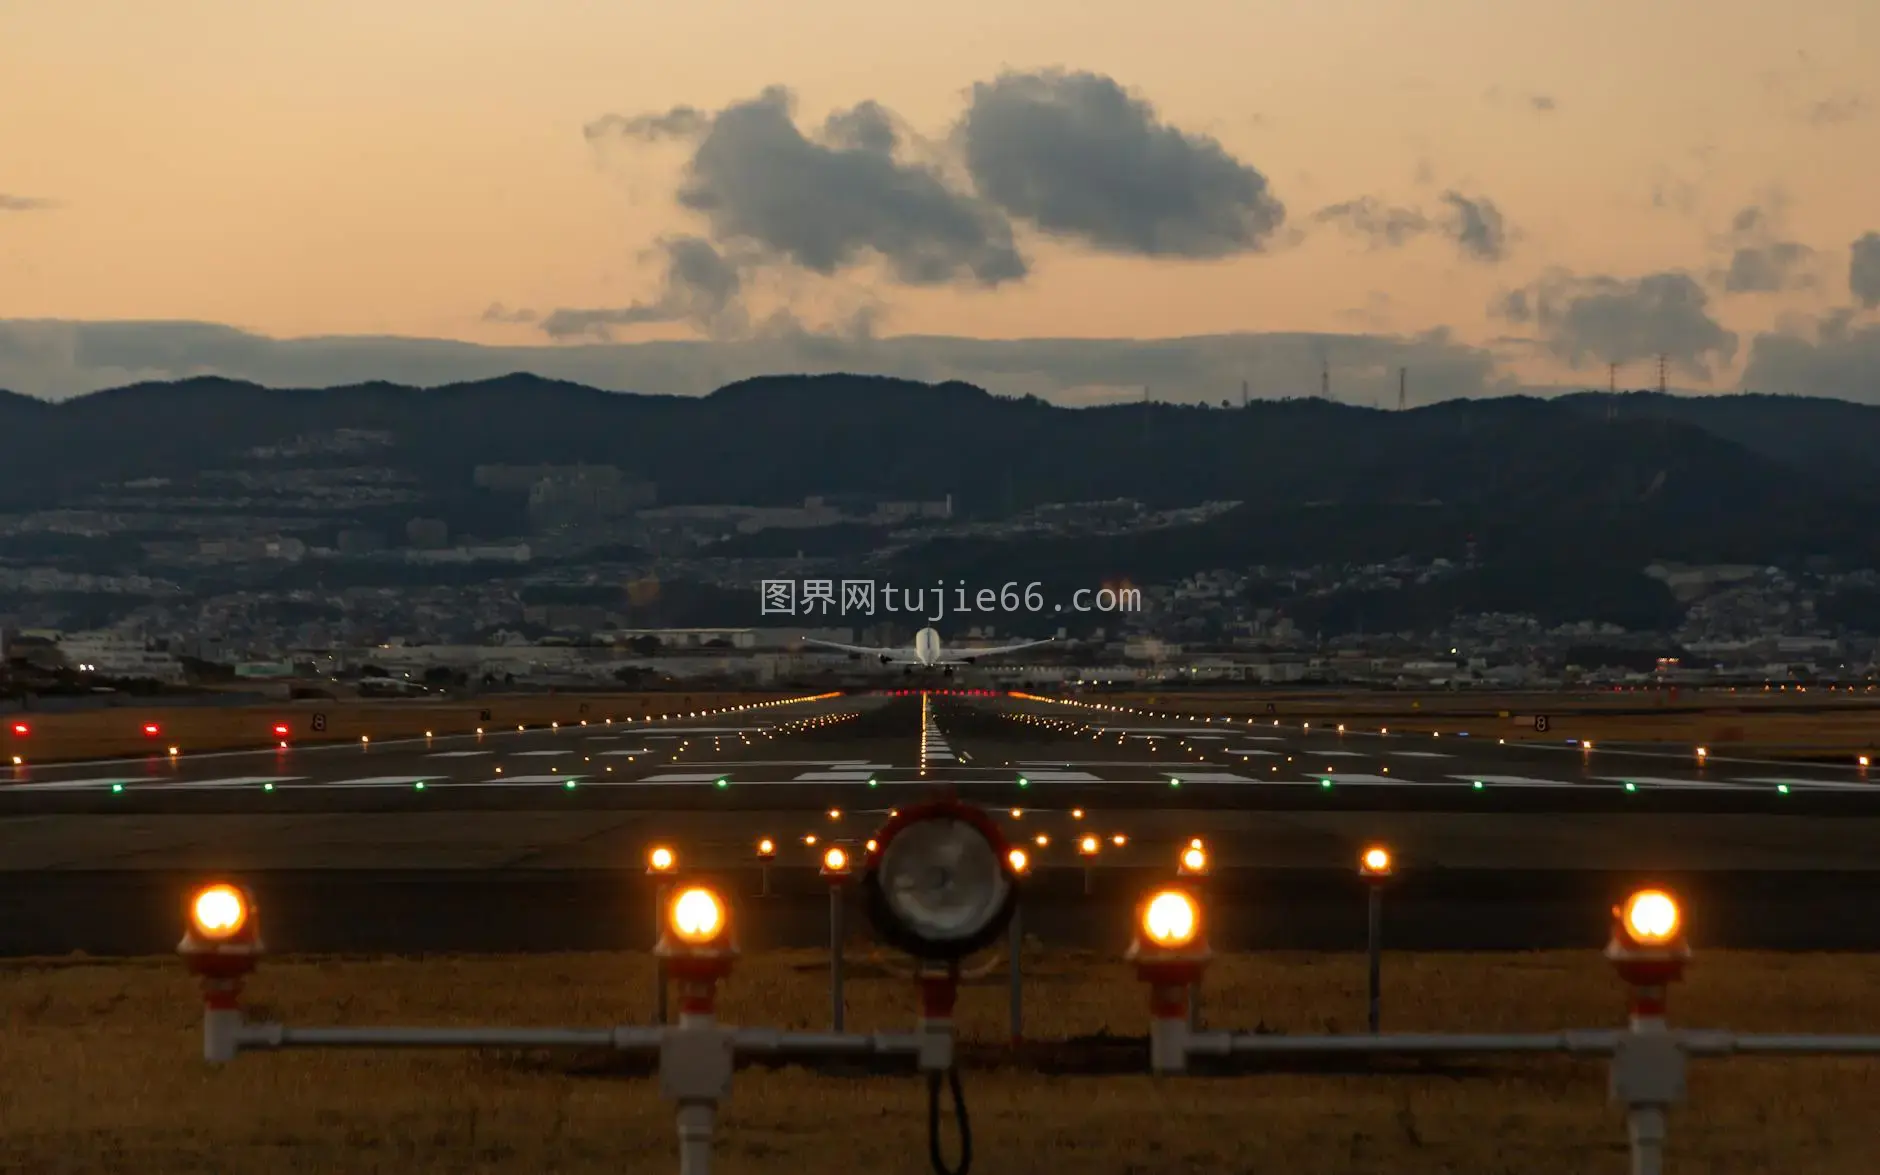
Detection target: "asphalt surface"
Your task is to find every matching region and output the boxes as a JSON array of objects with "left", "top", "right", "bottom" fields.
[{"left": 6, "top": 691, "right": 1880, "bottom": 956}]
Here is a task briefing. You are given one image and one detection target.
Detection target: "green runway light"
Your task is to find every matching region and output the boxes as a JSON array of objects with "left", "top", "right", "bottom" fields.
[
  {"left": 263, "top": 782, "right": 274, "bottom": 792},
  {"left": 715, "top": 777, "right": 729, "bottom": 788},
  {"left": 1169, "top": 777, "right": 1181, "bottom": 788},
  {"left": 565, "top": 779, "right": 578, "bottom": 789},
  {"left": 1017, "top": 776, "right": 1029, "bottom": 788},
  {"left": 414, "top": 781, "right": 426, "bottom": 790},
  {"left": 1624, "top": 782, "right": 1637, "bottom": 792},
  {"left": 1472, "top": 780, "right": 1484, "bottom": 790},
  {"left": 110, "top": 783, "right": 123, "bottom": 794},
  {"left": 1778, "top": 784, "right": 1790, "bottom": 794},
  {"left": 868, "top": 777, "right": 878, "bottom": 787},
  {"left": 1320, "top": 778, "right": 1332, "bottom": 788}
]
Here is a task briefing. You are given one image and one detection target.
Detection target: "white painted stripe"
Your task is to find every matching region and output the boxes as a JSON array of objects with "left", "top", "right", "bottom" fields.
[
  {"left": 1732, "top": 776, "right": 1878, "bottom": 791},
  {"left": 1307, "top": 750, "right": 1364, "bottom": 758},
  {"left": 161, "top": 776, "right": 307, "bottom": 789},
  {"left": 1389, "top": 751, "right": 1453, "bottom": 759},
  {"left": 594, "top": 749, "right": 655, "bottom": 756},
  {"left": 512, "top": 750, "right": 573, "bottom": 757},
  {"left": 632, "top": 772, "right": 736, "bottom": 784},
  {"left": 1301, "top": 773, "right": 1438, "bottom": 786},
  {"left": 1593, "top": 775, "right": 1753, "bottom": 790},
  {"left": 477, "top": 774, "right": 589, "bottom": 785},
  {"left": 1162, "top": 771, "right": 1255, "bottom": 783},
  {"left": 1446, "top": 774, "right": 1587, "bottom": 788},
  {"left": 8, "top": 777, "right": 142, "bottom": 791},
  {"left": 426, "top": 750, "right": 490, "bottom": 758},
  {"left": 793, "top": 771, "right": 879, "bottom": 782},
  {"left": 1013, "top": 770, "right": 1102, "bottom": 781},
  {"left": 327, "top": 776, "right": 437, "bottom": 786},
  {"left": 1225, "top": 747, "right": 1280, "bottom": 755}
]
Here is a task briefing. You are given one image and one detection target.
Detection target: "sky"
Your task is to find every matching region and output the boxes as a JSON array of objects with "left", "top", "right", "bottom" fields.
[{"left": 3, "top": 0, "right": 1878, "bottom": 405}]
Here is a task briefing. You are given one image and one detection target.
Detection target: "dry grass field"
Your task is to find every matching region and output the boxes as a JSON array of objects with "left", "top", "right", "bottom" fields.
[{"left": 8, "top": 948, "right": 1880, "bottom": 1173}]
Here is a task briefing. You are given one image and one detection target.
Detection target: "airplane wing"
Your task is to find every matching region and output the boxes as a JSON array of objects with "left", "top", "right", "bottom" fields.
[
  {"left": 940, "top": 637, "right": 1055, "bottom": 663},
  {"left": 800, "top": 637, "right": 914, "bottom": 663}
]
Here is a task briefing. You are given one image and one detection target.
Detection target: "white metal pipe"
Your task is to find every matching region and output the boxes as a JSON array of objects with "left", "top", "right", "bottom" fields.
[
  {"left": 233, "top": 1025, "right": 663, "bottom": 1051},
  {"left": 1209, "top": 1031, "right": 1621, "bottom": 1056},
  {"left": 1627, "top": 1106, "right": 1666, "bottom": 1175},
  {"left": 676, "top": 1102, "right": 715, "bottom": 1175},
  {"left": 1711, "top": 1034, "right": 1880, "bottom": 1055},
  {"left": 731, "top": 1030, "right": 919, "bottom": 1056},
  {"left": 203, "top": 1007, "right": 240, "bottom": 1064}
]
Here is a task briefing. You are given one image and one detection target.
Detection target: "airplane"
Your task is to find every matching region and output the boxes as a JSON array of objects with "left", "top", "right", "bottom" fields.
[{"left": 802, "top": 626, "right": 1053, "bottom": 673}]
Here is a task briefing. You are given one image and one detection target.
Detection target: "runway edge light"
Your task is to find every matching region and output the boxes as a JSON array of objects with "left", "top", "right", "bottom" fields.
[
  {"left": 1359, "top": 845, "right": 1394, "bottom": 881},
  {"left": 1126, "top": 886, "right": 1212, "bottom": 1075},
  {"left": 179, "top": 881, "right": 263, "bottom": 1064},
  {"left": 1606, "top": 888, "right": 1690, "bottom": 1022}
]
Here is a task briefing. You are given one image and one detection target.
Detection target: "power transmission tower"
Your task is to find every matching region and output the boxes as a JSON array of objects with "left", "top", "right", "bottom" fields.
[
  {"left": 1320, "top": 360, "right": 1331, "bottom": 401},
  {"left": 1398, "top": 367, "right": 1407, "bottom": 411},
  {"left": 1657, "top": 354, "right": 1668, "bottom": 395}
]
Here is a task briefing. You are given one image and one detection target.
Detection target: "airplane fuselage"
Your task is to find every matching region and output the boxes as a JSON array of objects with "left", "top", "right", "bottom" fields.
[{"left": 912, "top": 626, "right": 943, "bottom": 666}]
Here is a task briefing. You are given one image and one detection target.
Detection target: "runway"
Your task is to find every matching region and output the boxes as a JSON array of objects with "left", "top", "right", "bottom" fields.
[{"left": 7, "top": 691, "right": 1880, "bottom": 956}]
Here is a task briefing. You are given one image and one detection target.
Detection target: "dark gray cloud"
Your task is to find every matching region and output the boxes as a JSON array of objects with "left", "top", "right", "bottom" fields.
[
  {"left": 540, "top": 236, "right": 745, "bottom": 341},
  {"left": 1313, "top": 190, "right": 1510, "bottom": 262},
  {"left": 480, "top": 303, "right": 537, "bottom": 324},
  {"left": 1806, "top": 93, "right": 1866, "bottom": 126},
  {"left": 1709, "top": 203, "right": 1816, "bottom": 294},
  {"left": 1742, "top": 315, "right": 1880, "bottom": 401},
  {"left": 0, "top": 194, "right": 56, "bottom": 212},
  {"left": 1441, "top": 191, "right": 1508, "bottom": 262},
  {"left": 589, "top": 86, "right": 1025, "bottom": 289},
  {"left": 582, "top": 107, "right": 710, "bottom": 142},
  {"left": 1722, "top": 242, "right": 1814, "bottom": 293},
  {"left": 0, "top": 319, "right": 1515, "bottom": 407},
  {"left": 1494, "top": 269, "right": 1738, "bottom": 376},
  {"left": 1851, "top": 232, "right": 1880, "bottom": 308},
  {"left": 1315, "top": 198, "right": 1430, "bottom": 248},
  {"left": 956, "top": 69, "right": 1286, "bottom": 258}
]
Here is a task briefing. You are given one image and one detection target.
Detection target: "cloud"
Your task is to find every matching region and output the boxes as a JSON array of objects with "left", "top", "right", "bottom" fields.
[
  {"left": 1493, "top": 269, "right": 1738, "bottom": 376},
  {"left": 480, "top": 303, "right": 537, "bottom": 324},
  {"left": 0, "top": 319, "right": 1517, "bottom": 408},
  {"left": 1708, "top": 202, "right": 1816, "bottom": 294},
  {"left": 1851, "top": 232, "right": 1880, "bottom": 308},
  {"left": 956, "top": 69, "right": 1285, "bottom": 258},
  {"left": 1441, "top": 191, "right": 1508, "bottom": 262},
  {"left": 1315, "top": 198, "right": 1430, "bottom": 249},
  {"left": 1805, "top": 93, "right": 1866, "bottom": 126},
  {"left": 0, "top": 194, "right": 56, "bottom": 212},
  {"left": 590, "top": 85, "right": 1026, "bottom": 289},
  {"left": 1529, "top": 94, "right": 1557, "bottom": 112},
  {"left": 1742, "top": 315, "right": 1880, "bottom": 401},
  {"left": 1722, "top": 243, "right": 1814, "bottom": 293},
  {"left": 540, "top": 236, "right": 746, "bottom": 341},
  {"left": 1313, "top": 190, "right": 1510, "bottom": 262},
  {"left": 582, "top": 107, "right": 710, "bottom": 142}
]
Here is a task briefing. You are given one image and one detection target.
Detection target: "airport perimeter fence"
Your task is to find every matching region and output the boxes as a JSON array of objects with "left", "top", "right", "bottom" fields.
[{"left": 170, "top": 803, "right": 1880, "bottom": 1175}]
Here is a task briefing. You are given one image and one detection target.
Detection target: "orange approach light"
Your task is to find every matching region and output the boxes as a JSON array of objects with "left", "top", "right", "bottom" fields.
[
  {"left": 821, "top": 846, "right": 850, "bottom": 876},
  {"left": 1360, "top": 846, "right": 1393, "bottom": 878},
  {"left": 1178, "top": 845, "right": 1208, "bottom": 874},
  {"left": 756, "top": 837, "right": 776, "bottom": 860},
  {"left": 1007, "top": 847, "right": 1030, "bottom": 874},
  {"left": 189, "top": 884, "right": 250, "bottom": 941},
  {"left": 1619, "top": 889, "right": 1682, "bottom": 947},
  {"left": 1139, "top": 889, "right": 1201, "bottom": 950},
  {"left": 647, "top": 846, "right": 677, "bottom": 874}
]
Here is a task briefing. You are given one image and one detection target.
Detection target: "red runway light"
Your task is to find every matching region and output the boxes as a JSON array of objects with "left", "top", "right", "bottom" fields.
[
  {"left": 143, "top": 723, "right": 161, "bottom": 736},
  {"left": 272, "top": 723, "right": 290, "bottom": 737},
  {"left": 10, "top": 723, "right": 27, "bottom": 736}
]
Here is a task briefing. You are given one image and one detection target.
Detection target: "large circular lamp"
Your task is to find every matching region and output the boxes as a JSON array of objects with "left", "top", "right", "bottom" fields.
[{"left": 860, "top": 799, "right": 1020, "bottom": 961}]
